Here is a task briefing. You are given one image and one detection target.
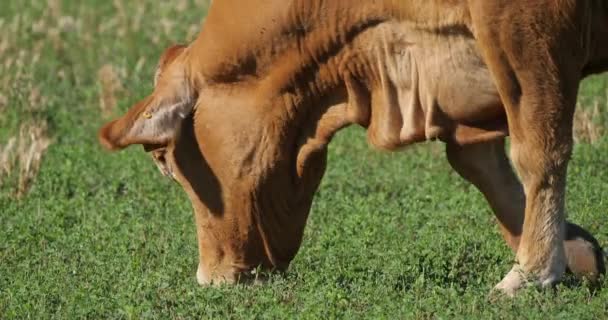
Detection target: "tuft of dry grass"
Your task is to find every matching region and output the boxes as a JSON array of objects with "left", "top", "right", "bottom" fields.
[
  {"left": 0, "top": 7, "right": 54, "bottom": 198},
  {"left": 573, "top": 92, "right": 608, "bottom": 144},
  {"left": 0, "top": 121, "right": 52, "bottom": 198},
  {"left": 98, "top": 64, "right": 124, "bottom": 117}
]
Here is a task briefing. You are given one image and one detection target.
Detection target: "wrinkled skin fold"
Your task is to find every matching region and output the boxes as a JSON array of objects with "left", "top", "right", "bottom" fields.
[{"left": 99, "top": 0, "right": 608, "bottom": 295}]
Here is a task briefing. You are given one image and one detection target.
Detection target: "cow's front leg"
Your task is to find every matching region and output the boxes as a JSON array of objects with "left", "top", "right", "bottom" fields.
[
  {"left": 469, "top": 1, "right": 594, "bottom": 295},
  {"left": 496, "top": 121, "right": 571, "bottom": 295},
  {"left": 446, "top": 140, "right": 605, "bottom": 287}
]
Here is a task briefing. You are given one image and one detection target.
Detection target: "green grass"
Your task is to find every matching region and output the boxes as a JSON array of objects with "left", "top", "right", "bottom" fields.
[{"left": 1, "top": 1, "right": 608, "bottom": 319}]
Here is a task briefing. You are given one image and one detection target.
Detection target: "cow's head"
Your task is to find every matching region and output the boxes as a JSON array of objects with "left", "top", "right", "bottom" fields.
[{"left": 98, "top": 44, "right": 347, "bottom": 285}]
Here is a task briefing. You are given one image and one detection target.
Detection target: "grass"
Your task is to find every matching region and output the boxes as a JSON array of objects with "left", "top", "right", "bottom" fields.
[{"left": 1, "top": 1, "right": 608, "bottom": 318}]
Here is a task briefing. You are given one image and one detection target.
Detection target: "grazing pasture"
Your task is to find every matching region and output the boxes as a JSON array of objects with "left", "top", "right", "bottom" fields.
[{"left": 1, "top": 1, "right": 607, "bottom": 318}]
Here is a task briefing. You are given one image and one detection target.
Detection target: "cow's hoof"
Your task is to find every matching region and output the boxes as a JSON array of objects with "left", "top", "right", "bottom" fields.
[
  {"left": 493, "top": 265, "right": 526, "bottom": 297},
  {"left": 492, "top": 264, "right": 563, "bottom": 297},
  {"left": 564, "top": 223, "right": 606, "bottom": 280}
]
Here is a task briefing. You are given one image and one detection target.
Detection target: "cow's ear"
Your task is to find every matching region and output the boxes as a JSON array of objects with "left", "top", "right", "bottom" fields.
[{"left": 98, "top": 59, "right": 194, "bottom": 151}]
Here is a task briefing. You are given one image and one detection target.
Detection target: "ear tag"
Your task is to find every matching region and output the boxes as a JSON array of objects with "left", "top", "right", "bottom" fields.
[{"left": 143, "top": 111, "right": 153, "bottom": 119}]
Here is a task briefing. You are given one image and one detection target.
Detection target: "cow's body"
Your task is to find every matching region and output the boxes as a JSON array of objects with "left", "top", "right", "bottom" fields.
[
  {"left": 99, "top": 0, "right": 608, "bottom": 295},
  {"left": 192, "top": 0, "right": 507, "bottom": 149}
]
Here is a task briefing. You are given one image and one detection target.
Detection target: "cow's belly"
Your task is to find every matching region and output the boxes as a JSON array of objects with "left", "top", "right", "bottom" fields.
[
  {"left": 359, "top": 23, "right": 508, "bottom": 148},
  {"left": 417, "top": 36, "right": 504, "bottom": 123}
]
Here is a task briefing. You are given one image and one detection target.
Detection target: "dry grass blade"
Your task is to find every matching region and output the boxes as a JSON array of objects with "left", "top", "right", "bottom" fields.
[
  {"left": 0, "top": 93, "right": 7, "bottom": 114},
  {"left": 0, "top": 138, "right": 17, "bottom": 187},
  {"left": 98, "top": 64, "right": 123, "bottom": 117}
]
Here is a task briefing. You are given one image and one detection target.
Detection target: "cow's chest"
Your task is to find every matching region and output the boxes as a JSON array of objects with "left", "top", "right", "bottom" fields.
[{"left": 350, "top": 22, "right": 507, "bottom": 147}]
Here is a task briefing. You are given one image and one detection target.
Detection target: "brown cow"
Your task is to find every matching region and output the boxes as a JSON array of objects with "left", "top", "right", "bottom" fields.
[{"left": 99, "top": 0, "right": 608, "bottom": 296}]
